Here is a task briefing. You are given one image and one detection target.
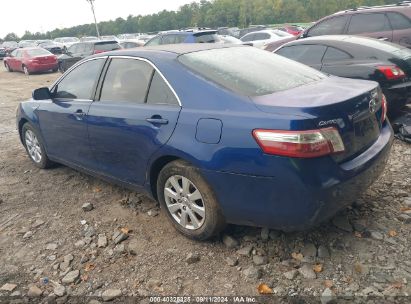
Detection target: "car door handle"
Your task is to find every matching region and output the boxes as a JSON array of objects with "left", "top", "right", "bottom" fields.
[
  {"left": 74, "top": 109, "right": 85, "bottom": 116},
  {"left": 378, "top": 37, "right": 389, "bottom": 41},
  {"left": 146, "top": 116, "right": 168, "bottom": 125}
]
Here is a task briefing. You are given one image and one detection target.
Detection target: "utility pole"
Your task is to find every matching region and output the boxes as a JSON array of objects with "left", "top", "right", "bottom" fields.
[{"left": 86, "top": 0, "right": 100, "bottom": 38}]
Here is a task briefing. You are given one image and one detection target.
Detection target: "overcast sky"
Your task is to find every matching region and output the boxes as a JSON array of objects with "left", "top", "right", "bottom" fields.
[{"left": 1, "top": 0, "right": 199, "bottom": 38}]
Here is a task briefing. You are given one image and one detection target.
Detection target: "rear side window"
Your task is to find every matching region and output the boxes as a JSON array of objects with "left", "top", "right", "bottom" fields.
[
  {"left": 308, "top": 16, "right": 349, "bottom": 36},
  {"left": 54, "top": 59, "right": 104, "bottom": 99},
  {"left": 100, "top": 58, "right": 154, "bottom": 104},
  {"left": 276, "top": 44, "right": 327, "bottom": 65},
  {"left": 194, "top": 33, "right": 219, "bottom": 43},
  {"left": 179, "top": 47, "right": 326, "bottom": 96},
  {"left": 347, "top": 13, "right": 391, "bottom": 34},
  {"left": 387, "top": 12, "right": 411, "bottom": 30},
  {"left": 323, "top": 47, "right": 352, "bottom": 62},
  {"left": 95, "top": 42, "right": 120, "bottom": 51},
  {"left": 147, "top": 71, "right": 179, "bottom": 105}
]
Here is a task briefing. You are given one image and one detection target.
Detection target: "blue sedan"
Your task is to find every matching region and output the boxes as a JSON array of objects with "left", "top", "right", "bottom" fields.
[{"left": 16, "top": 44, "right": 393, "bottom": 240}]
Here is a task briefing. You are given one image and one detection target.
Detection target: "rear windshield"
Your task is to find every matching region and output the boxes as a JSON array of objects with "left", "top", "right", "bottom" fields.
[
  {"left": 26, "top": 49, "right": 51, "bottom": 57},
  {"left": 178, "top": 47, "right": 326, "bottom": 96},
  {"left": 194, "top": 32, "right": 220, "bottom": 43},
  {"left": 95, "top": 42, "right": 121, "bottom": 51}
]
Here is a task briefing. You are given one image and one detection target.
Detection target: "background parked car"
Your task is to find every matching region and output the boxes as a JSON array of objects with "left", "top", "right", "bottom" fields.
[
  {"left": 101, "top": 35, "right": 119, "bottom": 42},
  {"left": 0, "top": 45, "right": 6, "bottom": 59},
  {"left": 119, "top": 40, "right": 143, "bottom": 49},
  {"left": 145, "top": 29, "right": 220, "bottom": 46},
  {"left": 265, "top": 2, "right": 411, "bottom": 51},
  {"left": 4, "top": 47, "right": 57, "bottom": 75},
  {"left": 38, "top": 41, "right": 64, "bottom": 55},
  {"left": 80, "top": 36, "right": 99, "bottom": 42},
  {"left": 217, "top": 27, "right": 241, "bottom": 38},
  {"left": 274, "top": 35, "right": 411, "bottom": 112},
  {"left": 18, "top": 40, "right": 36, "bottom": 48},
  {"left": 58, "top": 40, "right": 121, "bottom": 72},
  {"left": 276, "top": 25, "right": 305, "bottom": 36},
  {"left": 53, "top": 37, "right": 80, "bottom": 49},
  {"left": 238, "top": 25, "right": 267, "bottom": 38},
  {"left": 1, "top": 41, "right": 18, "bottom": 55},
  {"left": 240, "top": 29, "right": 293, "bottom": 48}
]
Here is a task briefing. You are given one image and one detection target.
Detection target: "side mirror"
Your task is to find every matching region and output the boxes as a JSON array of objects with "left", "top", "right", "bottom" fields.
[{"left": 33, "top": 87, "right": 52, "bottom": 100}]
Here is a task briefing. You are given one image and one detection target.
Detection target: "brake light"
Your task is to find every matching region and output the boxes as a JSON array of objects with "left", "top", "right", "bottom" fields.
[
  {"left": 252, "top": 127, "right": 345, "bottom": 158},
  {"left": 381, "top": 94, "right": 387, "bottom": 123},
  {"left": 377, "top": 66, "right": 406, "bottom": 80},
  {"left": 93, "top": 50, "right": 104, "bottom": 54}
]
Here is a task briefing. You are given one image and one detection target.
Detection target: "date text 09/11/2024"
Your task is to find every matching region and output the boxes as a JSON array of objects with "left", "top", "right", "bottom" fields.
[{"left": 149, "top": 296, "right": 257, "bottom": 303}]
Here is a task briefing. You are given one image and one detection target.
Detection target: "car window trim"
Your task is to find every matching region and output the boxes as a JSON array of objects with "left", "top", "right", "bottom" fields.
[
  {"left": 322, "top": 45, "right": 353, "bottom": 63},
  {"left": 51, "top": 56, "right": 108, "bottom": 102},
  {"left": 96, "top": 55, "right": 182, "bottom": 107}
]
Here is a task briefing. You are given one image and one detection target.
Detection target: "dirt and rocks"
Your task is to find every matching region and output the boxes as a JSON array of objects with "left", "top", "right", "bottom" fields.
[{"left": 0, "top": 64, "right": 411, "bottom": 302}]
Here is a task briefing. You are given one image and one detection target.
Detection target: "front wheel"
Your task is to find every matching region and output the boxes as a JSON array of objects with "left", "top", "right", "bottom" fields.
[
  {"left": 22, "top": 123, "right": 54, "bottom": 169},
  {"left": 157, "top": 160, "right": 226, "bottom": 240}
]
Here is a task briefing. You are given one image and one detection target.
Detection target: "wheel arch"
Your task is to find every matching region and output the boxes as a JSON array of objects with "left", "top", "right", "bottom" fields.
[
  {"left": 148, "top": 155, "right": 181, "bottom": 200},
  {"left": 18, "top": 118, "right": 29, "bottom": 144}
]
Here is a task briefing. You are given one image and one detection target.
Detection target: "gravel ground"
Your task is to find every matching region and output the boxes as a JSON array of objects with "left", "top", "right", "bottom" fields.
[{"left": 0, "top": 63, "right": 411, "bottom": 303}]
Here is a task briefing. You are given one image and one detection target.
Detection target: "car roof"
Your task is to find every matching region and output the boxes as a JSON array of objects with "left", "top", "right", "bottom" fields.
[
  {"left": 101, "top": 43, "right": 243, "bottom": 58},
  {"left": 280, "top": 35, "right": 406, "bottom": 53},
  {"left": 333, "top": 2, "right": 411, "bottom": 15}
]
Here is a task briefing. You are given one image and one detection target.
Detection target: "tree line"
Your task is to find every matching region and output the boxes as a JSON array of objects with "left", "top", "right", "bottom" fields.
[{"left": 2, "top": 0, "right": 399, "bottom": 41}]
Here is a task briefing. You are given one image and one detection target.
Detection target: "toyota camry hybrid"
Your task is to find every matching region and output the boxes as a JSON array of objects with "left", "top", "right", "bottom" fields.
[{"left": 16, "top": 44, "right": 393, "bottom": 240}]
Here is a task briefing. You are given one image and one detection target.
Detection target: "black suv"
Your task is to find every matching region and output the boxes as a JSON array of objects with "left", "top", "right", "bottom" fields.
[{"left": 58, "top": 41, "right": 120, "bottom": 72}]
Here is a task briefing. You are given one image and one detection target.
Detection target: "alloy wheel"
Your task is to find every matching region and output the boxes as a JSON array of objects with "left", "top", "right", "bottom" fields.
[
  {"left": 164, "top": 175, "right": 206, "bottom": 230},
  {"left": 25, "top": 130, "right": 42, "bottom": 163}
]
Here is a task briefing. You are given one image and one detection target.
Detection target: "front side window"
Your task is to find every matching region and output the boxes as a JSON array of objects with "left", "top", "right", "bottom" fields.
[
  {"left": 147, "top": 71, "right": 179, "bottom": 105},
  {"left": 347, "top": 13, "right": 391, "bottom": 34},
  {"left": 162, "top": 34, "right": 186, "bottom": 45},
  {"left": 308, "top": 16, "right": 349, "bottom": 36},
  {"left": 387, "top": 12, "right": 411, "bottom": 30},
  {"left": 100, "top": 58, "right": 154, "bottom": 104},
  {"left": 179, "top": 47, "right": 326, "bottom": 96},
  {"left": 241, "top": 33, "right": 255, "bottom": 42},
  {"left": 54, "top": 59, "right": 104, "bottom": 99},
  {"left": 276, "top": 44, "right": 327, "bottom": 65}
]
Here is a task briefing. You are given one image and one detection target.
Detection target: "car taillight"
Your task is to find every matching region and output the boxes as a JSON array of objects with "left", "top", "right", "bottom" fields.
[
  {"left": 381, "top": 94, "right": 387, "bottom": 123},
  {"left": 93, "top": 50, "right": 104, "bottom": 54},
  {"left": 252, "top": 127, "right": 345, "bottom": 158},
  {"left": 377, "top": 65, "right": 406, "bottom": 80}
]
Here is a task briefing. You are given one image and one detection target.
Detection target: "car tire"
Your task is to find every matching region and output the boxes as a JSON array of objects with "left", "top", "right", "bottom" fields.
[
  {"left": 22, "top": 123, "right": 54, "bottom": 169},
  {"left": 4, "top": 62, "right": 12, "bottom": 72},
  {"left": 157, "top": 160, "right": 226, "bottom": 240},
  {"left": 23, "top": 65, "right": 30, "bottom": 75},
  {"left": 58, "top": 63, "right": 65, "bottom": 73}
]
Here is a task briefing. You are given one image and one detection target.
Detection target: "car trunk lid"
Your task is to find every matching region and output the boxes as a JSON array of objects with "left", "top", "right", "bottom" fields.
[{"left": 252, "top": 76, "right": 384, "bottom": 163}]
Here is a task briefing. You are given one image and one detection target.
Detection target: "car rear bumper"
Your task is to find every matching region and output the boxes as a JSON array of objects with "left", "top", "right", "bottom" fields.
[
  {"left": 383, "top": 81, "right": 411, "bottom": 109},
  {"left": 201, "top": 123, "right": 394, "bottom": 231},
  {"left": 29, "top": 62, "right": 58, "bottom": 72}
]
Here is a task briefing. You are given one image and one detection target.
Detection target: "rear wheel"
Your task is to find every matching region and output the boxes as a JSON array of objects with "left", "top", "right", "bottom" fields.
[
  {"left": 23, "top": 65, "right": 30, "bottom": 75},
  {"left": 22, "top": 123, "right": 54, "bottom": 169},
  {"left": 157, "top": 160, "right": 226, "bottom": 240}
]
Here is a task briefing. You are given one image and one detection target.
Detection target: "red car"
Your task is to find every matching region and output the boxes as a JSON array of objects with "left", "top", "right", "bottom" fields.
[
  {"left": 277, "top": 25, "right": 304, "bottom": 36},
  {"left": 4, "top": 48, "right": 58, "bottom": 75}
]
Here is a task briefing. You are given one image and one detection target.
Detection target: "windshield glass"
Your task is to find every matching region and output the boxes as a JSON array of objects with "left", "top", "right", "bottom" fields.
[
  {"left": 178, "top": 46, "right": 326, "bottom": 96},
  {"left": 194, "top": 32, "right": 220, "bottom": 43}
]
